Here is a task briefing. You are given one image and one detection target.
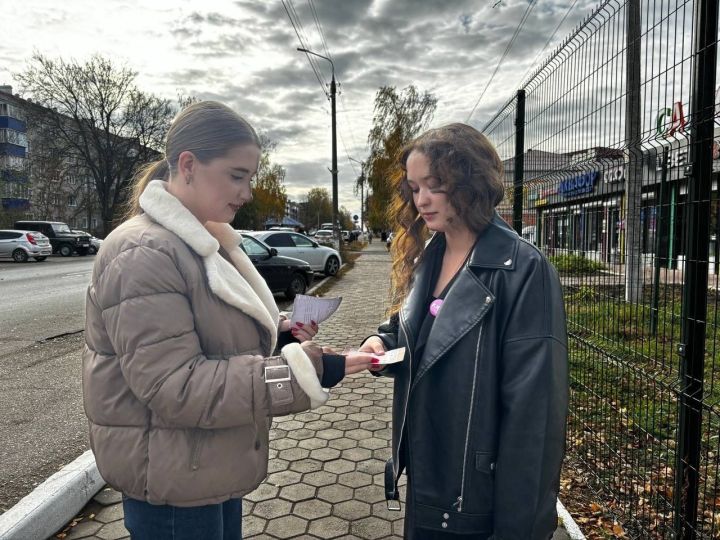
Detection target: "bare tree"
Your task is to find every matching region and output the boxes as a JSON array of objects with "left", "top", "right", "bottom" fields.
[{"left": 16, "top": 54, "right": 175, "bottom": 235}]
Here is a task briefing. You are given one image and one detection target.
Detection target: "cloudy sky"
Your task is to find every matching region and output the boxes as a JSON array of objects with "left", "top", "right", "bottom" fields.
[{"left": 1, "top": 0, "right": 597, "bottom": 217}]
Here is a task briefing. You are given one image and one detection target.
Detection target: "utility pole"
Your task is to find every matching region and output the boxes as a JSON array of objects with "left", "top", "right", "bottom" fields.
[{"left": 297, "top": 47, "right": 339, "bottom": 250}]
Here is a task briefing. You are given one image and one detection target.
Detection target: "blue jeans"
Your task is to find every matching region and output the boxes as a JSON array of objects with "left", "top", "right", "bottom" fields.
[{"left": 123, "top": 496, "right": 242, "bottom": 540}]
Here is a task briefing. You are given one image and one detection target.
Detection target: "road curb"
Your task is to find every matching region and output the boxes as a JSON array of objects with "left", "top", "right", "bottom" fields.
[
  {"left": 557, "top": 499, "right": 586, "bottom": 539},
  {"left": 0, "top": 450, "right": 103, "bottom": 540}
]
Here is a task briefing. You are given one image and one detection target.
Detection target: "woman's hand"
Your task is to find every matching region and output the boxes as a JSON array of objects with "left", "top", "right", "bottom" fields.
[
  {"left": 359, "top": 336, "right": 386, "bottom": 372},
  {"left": 280, "top": 319, "right": 318, "bottom": 343},
  {"left": 344, "top": 351, "right": 377, "bottom": 375}
]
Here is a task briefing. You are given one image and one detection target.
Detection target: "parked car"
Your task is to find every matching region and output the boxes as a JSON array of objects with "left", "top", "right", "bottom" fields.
[
  {"left": 72, "top": 230, "right": 103, "bottom": 254},
  {"left": 14, "top": 220, "right": 92, "bottom": 257},
  {"left": 312, "top": 229, "right": 334, "bottom": 246},
  {"left": 239, "top": 233, "right": 314, "bottom": 299},
  {"left": 248, "top": 230, "right": 342, "bottom": 276},
  {"left": 0, "top": 229, "right": 53, "bottom": 262}
]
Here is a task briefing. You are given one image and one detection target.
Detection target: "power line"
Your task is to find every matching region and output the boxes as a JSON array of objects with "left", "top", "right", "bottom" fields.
[
  {"left": 281, "top": 0, "right": 328, "bottom": 95},
  {"left": 516, "top": 0, "right": 580, "bottom": 88},
  {"left": 466, "top": 0, "right": 538, "bottom": 122},
  {"left": 308, "top": 0, "right": 332, "bottom": 61}
]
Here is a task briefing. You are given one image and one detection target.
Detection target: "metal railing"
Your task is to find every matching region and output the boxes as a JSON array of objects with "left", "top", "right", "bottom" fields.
[{"left": 480, "top": 0, "right": 719, "bottom": 536}]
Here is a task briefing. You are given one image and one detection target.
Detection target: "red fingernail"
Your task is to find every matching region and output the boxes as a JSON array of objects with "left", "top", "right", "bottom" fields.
[
  {"left": 296, "top": 322, "right": 304, "bottom": 327},
  {"left": 311, "top": 320, "right": 317, "bottom": 326},
  {"left": 371, "top": 357, "right": 381, "bottom": 364}
]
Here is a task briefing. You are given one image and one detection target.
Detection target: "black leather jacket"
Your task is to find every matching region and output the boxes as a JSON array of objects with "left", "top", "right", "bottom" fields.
[{"left": 374, "top": 215, "right": 568, "bottom": 539}]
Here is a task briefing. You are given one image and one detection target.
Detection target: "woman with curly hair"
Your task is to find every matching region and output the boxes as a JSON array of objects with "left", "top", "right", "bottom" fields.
[{"left": 359, "top": 123, "right": 568, "bottom": 539}]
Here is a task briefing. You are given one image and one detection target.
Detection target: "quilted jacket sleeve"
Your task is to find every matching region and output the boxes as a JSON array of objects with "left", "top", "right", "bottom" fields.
[{"left": 91, "top": 244, "right": 324, "bottom": 429}]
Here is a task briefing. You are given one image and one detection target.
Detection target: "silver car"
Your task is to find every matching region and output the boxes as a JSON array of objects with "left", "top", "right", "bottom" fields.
[
  {"left": 0, "top": 229, "right": 53, "bottom": 262},
  {"left": 249, "top": 231, "right": 342, "bottom": 276}
]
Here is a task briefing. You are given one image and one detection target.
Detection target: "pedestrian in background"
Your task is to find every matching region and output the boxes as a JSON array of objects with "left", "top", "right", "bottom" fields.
[
  {"left": 359, "top": 123, "right": 568, "bottom": 539},
  {"left": 82, "top": 101, "right": 372, "bottom": 540}
]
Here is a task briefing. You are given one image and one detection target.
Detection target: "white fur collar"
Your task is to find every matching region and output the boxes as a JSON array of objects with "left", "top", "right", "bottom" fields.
[{"left": 139, "top": 180, "right": 279, "bottom": 351}]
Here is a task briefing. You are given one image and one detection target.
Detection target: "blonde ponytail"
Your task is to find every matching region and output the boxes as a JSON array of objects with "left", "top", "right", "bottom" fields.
[{"left": 123, "top": 159, "right": 168, "bottom": 221}]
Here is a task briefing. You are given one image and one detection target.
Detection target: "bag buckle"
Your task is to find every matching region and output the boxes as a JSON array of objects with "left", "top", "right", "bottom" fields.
[{"left": 264, "top": 365, "right": 291, "bottom": 383}]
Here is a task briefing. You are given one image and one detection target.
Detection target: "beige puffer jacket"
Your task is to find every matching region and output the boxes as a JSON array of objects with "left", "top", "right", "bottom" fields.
[{"left": 82, "top": 180, "right": 329, "bottom": 506}]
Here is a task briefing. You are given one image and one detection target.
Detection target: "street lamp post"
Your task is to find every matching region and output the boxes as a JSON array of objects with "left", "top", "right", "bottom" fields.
[
  {"left": 297, "top": 47, "right": 339, "bottom": 249},
  {"left": 348, "top": 157, "right": 365, "bottom": 235}
]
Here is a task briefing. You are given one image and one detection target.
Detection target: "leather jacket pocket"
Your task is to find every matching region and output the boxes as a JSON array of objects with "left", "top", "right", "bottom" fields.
[
  {"left": 471, "top": 451, "right": 496, "bottom": 512},
  {"left": 475, "top": 451, "right": 496, "bottom": 474}
]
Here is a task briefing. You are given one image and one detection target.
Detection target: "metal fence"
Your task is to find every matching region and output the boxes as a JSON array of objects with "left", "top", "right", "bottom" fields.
[{"left": 480, "top": 0, "right": 719, "bottom": 537}]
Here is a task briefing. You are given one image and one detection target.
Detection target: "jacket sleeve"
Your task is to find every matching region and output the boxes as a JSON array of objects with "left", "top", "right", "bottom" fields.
[
  {"left": 366, "top": 313, "right": 401, "bottom": 378},
  {"left": 92, "top": 244, "right": 326, "bottom": 429},
  {"left": 492, "top": 256, "right": 568, "bottom": 539}
]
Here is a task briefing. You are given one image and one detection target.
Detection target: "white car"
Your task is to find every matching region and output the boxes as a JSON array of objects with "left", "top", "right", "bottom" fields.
[{"left": 249, "top": 231, "right": 342, "bottom": 276}]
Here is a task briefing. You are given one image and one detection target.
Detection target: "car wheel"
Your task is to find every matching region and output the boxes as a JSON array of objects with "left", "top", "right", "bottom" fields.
[
  {"left": 33, "top": 256, "right": 47, "bottom": 262},
  {"left": 285, "top": 273, "right": 307, "bottom": 300},
  {"left": 59, "top": 244, "right": 74, "bottom": 257},
  {"left": 88, "top": 246, "right": 97, "bottom": 255},
  {"left": 324, "top": 256, "right": 340, "bottom": 276},
  {"left": 12, "top": 249, "right": 29, "bottom": 263}
]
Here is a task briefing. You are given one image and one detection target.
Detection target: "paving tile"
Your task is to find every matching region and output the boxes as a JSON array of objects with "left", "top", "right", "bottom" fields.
[
  {"left": 323, "top": 458, "right": 356, "bottom": 475},
  {"left": 245, "top": 482, "right": 280, "bottom": 502},
  {"left": 242, "top": 514, "right": 266, "bottom": 536},
  {"left": 338, "top": 470, "right": 373, "bottom": 488},
  {"left": 289, "top": 457, "right": 323, "bottom": 474},
  {"left": 94, "top": 503, "right": 124, "bottom": 524},
  {"left": 92, "top": 488, "right": 122, "bottom": 506},
  {"left": 293, "top": 499, "right": 332, "bottom": 520},
  {"left": 316, "top": 484, "right": 354, "bottom": 504},
  {"left": 253, "top": 498, "right": 292, "bottom": 520},
  {"left": 265, "top": 515, "right": 308, "bottom": 538},
  {"left": 351, "top": 516, "right": 394, "bottom": 539},
  {"left": 278, "top": 482, "right": 316, "bottom": 502},
  {"left": 303, "top": 470, "right": 338, "bottom": 487},
  {"left": 95, "top": 520, "right": 130, "bottom": 540},
  {"left": 333, "top": 499, "right": 371, "bottom": 520},
  {"left": 64, "top": 519, "right": 103, "bottom": 540},
  {"left": 308, "top": 515, "right": 351, "bottom": 538}
]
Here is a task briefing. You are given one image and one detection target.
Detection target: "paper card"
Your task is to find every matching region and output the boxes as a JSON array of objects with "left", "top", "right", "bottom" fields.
[
  {"left": 290, "top": 295, "right": 343, "bottom": 326},
  {"left": 376, "top": 347, "right": 406, "bottom": 365}
]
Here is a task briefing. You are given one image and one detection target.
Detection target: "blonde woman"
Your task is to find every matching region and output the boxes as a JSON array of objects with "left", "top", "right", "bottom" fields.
[{"left": 83, "top": 101, "right": 372, "bottom": 539}]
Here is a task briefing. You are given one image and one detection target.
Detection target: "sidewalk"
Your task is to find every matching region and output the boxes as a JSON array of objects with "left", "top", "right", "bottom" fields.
[{"left": 53, "top": 242, "right": 575, "bottom": 540}]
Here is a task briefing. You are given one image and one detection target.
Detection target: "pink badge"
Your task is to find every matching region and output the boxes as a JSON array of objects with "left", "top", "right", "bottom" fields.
[{"left": 429, "top": 298, "right": 443, "bottom": 317}]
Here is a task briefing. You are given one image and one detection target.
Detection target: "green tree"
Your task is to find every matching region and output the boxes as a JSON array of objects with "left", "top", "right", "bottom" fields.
[
  {"left": 364, "top": 85, "right": 437, "bottom": 231},
  {"left": 232, "top": 136, "right": 287, "bottom": 230},
  {"left": 298, "top": 187, "right": 332, "bottom": 230},
  {"left": 16, "top": 53, "right": 175, "bottom": 235}
]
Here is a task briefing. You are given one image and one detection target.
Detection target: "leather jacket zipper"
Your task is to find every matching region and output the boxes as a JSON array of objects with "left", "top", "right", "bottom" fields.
[
  {"left": 393, "top": 310, "right": 415, "bottom": 485},
  {"left": 456, "top": 322, "right": 484, "bottom": 512}
]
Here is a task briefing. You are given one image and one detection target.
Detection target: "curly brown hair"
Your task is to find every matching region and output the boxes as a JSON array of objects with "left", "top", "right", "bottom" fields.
[{"left": 387, "top": 123, "right": 505, "bottom": 315}]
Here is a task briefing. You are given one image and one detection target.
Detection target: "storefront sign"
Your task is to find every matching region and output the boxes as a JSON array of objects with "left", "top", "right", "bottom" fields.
[
  {"left": 558, "top": 171, "right": 599, "bottom": 198},
  {"left": 655, "top": 102, "right": 687, "bottom": 138}
]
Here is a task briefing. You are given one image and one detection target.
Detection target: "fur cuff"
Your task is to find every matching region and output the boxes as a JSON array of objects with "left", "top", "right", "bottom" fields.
[{"left": 281, "top": 343, "right": 329, "bottom": 409}]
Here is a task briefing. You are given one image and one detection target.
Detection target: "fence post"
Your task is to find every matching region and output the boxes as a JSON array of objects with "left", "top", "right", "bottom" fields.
[
  {"left": 624, "top": 0, "right": 643, "bottom": 304},
  {"left": 674, "top": 0, "right": 718, "bottom": 534},
  {"left": 513, "top": 90, "right": 526, "bottom": 235}
]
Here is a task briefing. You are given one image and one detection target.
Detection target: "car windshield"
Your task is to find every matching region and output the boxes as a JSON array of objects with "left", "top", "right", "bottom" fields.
[{"left": 52, "top": 223, "right": 71, "bottom": 233}]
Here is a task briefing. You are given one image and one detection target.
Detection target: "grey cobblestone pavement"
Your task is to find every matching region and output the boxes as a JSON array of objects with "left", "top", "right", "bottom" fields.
[{"left": 55, "top": 242, "right": 572, "bottom": 540}]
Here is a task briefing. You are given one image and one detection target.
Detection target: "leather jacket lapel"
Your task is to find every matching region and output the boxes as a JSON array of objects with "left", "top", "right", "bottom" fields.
[{"left": 412, "top": 267, "right": 494, "bottom": 389}]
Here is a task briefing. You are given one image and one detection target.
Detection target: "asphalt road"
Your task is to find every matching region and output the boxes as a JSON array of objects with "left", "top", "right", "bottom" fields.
[{"left": 0, "top": 255, "right": 293, "bottom": 514}]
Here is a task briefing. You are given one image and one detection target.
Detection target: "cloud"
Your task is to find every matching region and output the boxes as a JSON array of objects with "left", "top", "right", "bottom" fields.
[{"left": 3, "top": 0, "right": 598, "bottom": 217}]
